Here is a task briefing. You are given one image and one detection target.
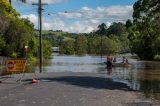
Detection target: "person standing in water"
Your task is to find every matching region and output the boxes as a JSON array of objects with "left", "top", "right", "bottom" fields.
[
  {"left": 122, "top": 56, "right": 128, "bottom": 64},
  {"left": 122, "top": 56, "right": 125, "bottom": 63},
  {"left": 106, "top": 55, "right": 113, "bottom": 68},
  {"left": 113, "top": 57, "right": 116, "bottom": 63}
]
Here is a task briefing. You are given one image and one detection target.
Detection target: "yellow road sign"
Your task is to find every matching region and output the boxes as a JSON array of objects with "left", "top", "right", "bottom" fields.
[{"left": 6, "top": 59, "right": 26, "bottom": 72}]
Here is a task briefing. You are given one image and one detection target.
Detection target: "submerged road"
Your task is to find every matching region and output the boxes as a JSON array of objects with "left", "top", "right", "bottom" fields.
[{"left": 0, "top": 72, "right": 158, "bottom": 106}]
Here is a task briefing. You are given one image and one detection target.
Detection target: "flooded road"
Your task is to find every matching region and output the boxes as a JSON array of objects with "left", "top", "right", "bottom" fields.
[{"left": 35, "top": 55, "right": 160, "bottom": 102}]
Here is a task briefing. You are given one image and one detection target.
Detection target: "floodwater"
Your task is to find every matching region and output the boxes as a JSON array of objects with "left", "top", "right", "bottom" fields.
[
  {"left": 36, "top": 54, "right": 160, "bottom": 102},
  {"left": 1, "top": 55, "right": 160, "bottom": 101}
]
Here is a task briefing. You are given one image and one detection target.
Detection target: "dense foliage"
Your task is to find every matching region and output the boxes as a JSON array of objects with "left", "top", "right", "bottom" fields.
[
  {"left": 43, "top": 22, "right": 130, "bottom": 56},
  {"left": 0, "top": 0, "right": 51, "bottom": 59},
  {"left": 129, "top": 0, "right": 160, "bottom": 60}
]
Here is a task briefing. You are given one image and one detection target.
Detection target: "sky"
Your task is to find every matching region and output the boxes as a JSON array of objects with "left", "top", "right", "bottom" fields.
[{"left": 12, "top": 0, "right": 136, "bottom": 33}]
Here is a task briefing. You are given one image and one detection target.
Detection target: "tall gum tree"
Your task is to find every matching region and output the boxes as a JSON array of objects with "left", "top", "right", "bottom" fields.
[{"left": 131, "top": 0, "right": 160, "bottom": 60}]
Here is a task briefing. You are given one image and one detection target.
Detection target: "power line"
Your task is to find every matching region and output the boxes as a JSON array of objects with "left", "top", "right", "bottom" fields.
[{"left": 47, "top": 11, "right": 133, "bottom": 22}]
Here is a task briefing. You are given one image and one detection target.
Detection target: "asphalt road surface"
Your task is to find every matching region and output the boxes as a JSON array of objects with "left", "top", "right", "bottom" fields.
[{"left": 0, "top": 72, "right": 158, "bottom": 106}]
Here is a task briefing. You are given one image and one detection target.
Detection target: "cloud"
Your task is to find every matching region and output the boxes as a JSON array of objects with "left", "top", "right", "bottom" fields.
[
  {"left": 80, "top": 5, "right": 133, "bottom": 21},
  {"left": 20, "top": 5, "right": 133, "bottom": 33},
  {"left": 42, "top": 19, "right": 112, "bottom": 33},
  {"left": 57, "top": 5, "right": 132, "bottom": 21},
  {"left": 21, "top": 14, "right": 111, "bottom": 33},
  {"left": 15, "top": 0, "right": 67, "bottom": 4},
  {"left": 21, "top": 14, "right": 38, "bottom": 27},
  {"left": 58, "top": 12, "right": 82, "bottom": 19},
  {"left": 43, "top": 18, "right": 65, "bottom": 30},
  {"left": 63, "top": 20, "right": 98, "bottom": 33},
  {"left": 42, "top": 18, "right": 100, "bottom": 33}
]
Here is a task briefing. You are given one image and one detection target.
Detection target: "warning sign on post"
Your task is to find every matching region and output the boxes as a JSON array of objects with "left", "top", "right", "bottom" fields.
[{"left": 6, "top": 59, "right": 26, "bottom": 72}]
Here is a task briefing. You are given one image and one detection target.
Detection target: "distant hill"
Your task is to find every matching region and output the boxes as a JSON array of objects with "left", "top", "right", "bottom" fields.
[{"left": 37, "top": 30, "right": 78, "bottom": 46}]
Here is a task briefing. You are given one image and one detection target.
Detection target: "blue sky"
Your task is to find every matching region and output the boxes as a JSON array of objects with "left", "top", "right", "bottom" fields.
[{"left": 12, "top": 0, "right": 136, "bottom": 33}]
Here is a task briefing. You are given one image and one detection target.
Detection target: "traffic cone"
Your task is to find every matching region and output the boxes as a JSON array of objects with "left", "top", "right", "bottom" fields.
[{"left": 31, "top": 79, "right": 38, "bottom": 83}]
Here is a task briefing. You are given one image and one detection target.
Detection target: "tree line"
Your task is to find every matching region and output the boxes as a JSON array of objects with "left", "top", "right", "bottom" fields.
[{"left": 43, "top": 22, "right": 130, "bottom": 56}]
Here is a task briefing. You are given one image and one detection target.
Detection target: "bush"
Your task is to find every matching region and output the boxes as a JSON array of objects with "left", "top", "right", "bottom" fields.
[{"left": 154, "top": 55, "right": 160, "bottom": 61}]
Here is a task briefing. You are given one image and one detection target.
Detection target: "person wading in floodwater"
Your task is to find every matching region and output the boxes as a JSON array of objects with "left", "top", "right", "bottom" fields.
[
  {"left": 122, "top": 56, "right": 128, "bottom": 64},
  {"left": 106, "top": 54, "right": 113, "bottom": 68}
]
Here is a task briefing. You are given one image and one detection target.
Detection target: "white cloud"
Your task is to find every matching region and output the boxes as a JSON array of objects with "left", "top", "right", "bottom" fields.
[
  {"left": 81, "top": 7, "right": 94, "bottom": 11},
  {"left": 90, "top": 19, "right": 99, "bottom": 24},
  {"left": 58, "top": 12, "right": 82, "bottom": 19},
  {"left": 64, "top": 21, "right": 96, "bottom": 33},
  {"left": 21, "top": 14, "right": 38, "bottom": 27},
  {"left": 21, "top": 5, "right": 133, "bottom": 33},
  {"left": 106, "top": 22, "right": 111, "bottom": 27},
  {"left": 57, "top": 5, "right": 133, "bottom": 21},
  {"left": 16, "top": 0, "right": 67, "bottom": 4},
  {"left": 79, "top": 5, "right": 133, "bottom": 21},
  {"left": 42, "top": 18, "right": 99, "bottom": 33},
  {"left": 43, "top": 18, "right": 65, "bottom": 30}
]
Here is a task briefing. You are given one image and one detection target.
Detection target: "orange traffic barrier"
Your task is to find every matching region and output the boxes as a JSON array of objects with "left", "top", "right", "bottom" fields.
[{"left": 31, "top": 79, "right": 38, "bottom": 83}]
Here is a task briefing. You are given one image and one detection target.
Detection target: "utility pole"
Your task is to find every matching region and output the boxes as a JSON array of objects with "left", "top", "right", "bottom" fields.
[
  {"left": 32, "top": 1, "right": 47, "bottom": 73},
  {"left": 9, "top": 0, "right": 11, "bottom": 4}
]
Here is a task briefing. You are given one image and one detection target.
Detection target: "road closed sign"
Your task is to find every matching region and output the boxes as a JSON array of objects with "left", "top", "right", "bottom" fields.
[
  {"left": 7, "top": 61, "right": 14, "bottom": 70},
  {"left": 6, "top": 59, "right": 26, "bottom": 72}
]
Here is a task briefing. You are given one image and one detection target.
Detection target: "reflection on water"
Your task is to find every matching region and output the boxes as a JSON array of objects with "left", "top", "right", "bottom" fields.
[
  {"left": 104, "top": 61, "right": 160, "bottom": 102},
  {"left": 35, "top": 55, "right": 160, "bottom": 101},
  {"left": 40, "top": 55, "right": 106, "bottom": 73}
]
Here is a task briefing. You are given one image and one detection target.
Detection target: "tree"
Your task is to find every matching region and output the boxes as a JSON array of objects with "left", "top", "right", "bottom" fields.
[
  {"left": 60, "top": 39, "right": 75, "bottom": 55},
  {"left": 87, "top": 35, "right": 97, "bottom": 54},
  {"left": 93, "top": 36, "right": 118, "bottom": 55},
  {"left": 75, "top": 35, "right": 87, "bottom": 55},
  {"left": 126, "top": 19, "right": 133, "bottom": 29},
  {"left": 107, "top": 22, "right": 126, "bottom": 36},
  {"left": 95, "top": 23, "right": 107, "bottom": 56},
  {"left": 3, "top": 18, "right": 34, "bottom": 57},
  {"left": 96, "top": 23, "right": 107, "bottom": 35},
  {"left": 131, "top": 0, "right": 160, "bottom": 60},
  {"left": 102, "top": 37, "right": 118, "bottom": 55},
  {"left": 42, "top": 39, "right": 52, "bottom": 59},
  {"left": 0, "top": 0, "right": 22, "bottom": 56},
  {"left": 0, "top": 36, "right": 6, "bottom": 49}
]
